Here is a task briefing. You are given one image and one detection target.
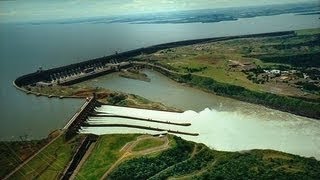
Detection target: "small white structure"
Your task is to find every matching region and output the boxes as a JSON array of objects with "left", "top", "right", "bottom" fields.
[{"left": 270, "top": 70, "right": 281, "bottom": 74}]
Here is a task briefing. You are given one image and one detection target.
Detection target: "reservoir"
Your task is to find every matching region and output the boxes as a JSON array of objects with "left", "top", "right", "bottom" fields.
[{"left": 0, "top": 13, "right": 319, "bottom": 140}]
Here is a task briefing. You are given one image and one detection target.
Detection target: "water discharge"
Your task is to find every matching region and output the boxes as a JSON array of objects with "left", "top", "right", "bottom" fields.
[{"left": 81, "top": 105, "right": 320, "bottom": 159}]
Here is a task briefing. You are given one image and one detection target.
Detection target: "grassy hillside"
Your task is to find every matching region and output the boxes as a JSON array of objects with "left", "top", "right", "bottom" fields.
[
  {"left": 76, "top": 134, "right": 139, "bottom": 179},
  {"left": 4, "top": 134, "right": 319, "bottom": 179},
  {"left": 132, "top": 138, "right": 166, "bottom": 152},
  {"left": 8, "top": 134, "right": 84, "bottom": 180},
  {"left": 0, "top": 139, "right": 49, "bottom": 179},
  {"left": 107, "top": 136, "right": 320, "bottom": 180}
]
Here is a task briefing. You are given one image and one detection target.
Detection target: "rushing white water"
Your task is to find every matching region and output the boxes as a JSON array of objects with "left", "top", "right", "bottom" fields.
[{"left": 80, "top": 105, "right": 320, "bottom": 159}]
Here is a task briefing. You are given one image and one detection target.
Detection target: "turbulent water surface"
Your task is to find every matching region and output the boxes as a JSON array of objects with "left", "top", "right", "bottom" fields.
[{"left": 81, "top": 105, "right": 320, "bottom": 159}]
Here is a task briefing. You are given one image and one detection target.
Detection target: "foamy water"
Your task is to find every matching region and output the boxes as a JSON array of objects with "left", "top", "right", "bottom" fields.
[{"left": 80, "top": 105, "right": 320, "bottom": 159}]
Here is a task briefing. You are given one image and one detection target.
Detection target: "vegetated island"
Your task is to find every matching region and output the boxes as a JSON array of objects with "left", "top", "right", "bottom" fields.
[
  {"left": 3, "top": 28, "right": 320, "bottom": 179},
  {"left": 118, "top": 68, "right": 151, "bottom": 82}
]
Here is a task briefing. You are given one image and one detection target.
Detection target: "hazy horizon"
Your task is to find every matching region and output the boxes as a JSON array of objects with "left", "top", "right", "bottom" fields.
[{"left": 0, "top": 0, "right": 317, "bottom": 23}]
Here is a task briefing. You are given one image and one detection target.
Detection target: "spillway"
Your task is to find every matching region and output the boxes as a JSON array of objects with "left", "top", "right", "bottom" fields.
[
  {"left": 81, "top": 105, "right": 198, "bottom": 136},
  {"left": 80, "top": 105, "right": 320, "bottom": 159}
]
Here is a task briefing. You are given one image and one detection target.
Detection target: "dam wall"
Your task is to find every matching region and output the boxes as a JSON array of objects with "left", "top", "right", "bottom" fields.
[
  {"left": 61, "top": 134, "right": 98, "bottom": 180},
  {"left": 64, "top": 97, "right": 100, "bottom": 140},
  {"left": 14, "top": 31, "right": 294, "bottom": 89}
]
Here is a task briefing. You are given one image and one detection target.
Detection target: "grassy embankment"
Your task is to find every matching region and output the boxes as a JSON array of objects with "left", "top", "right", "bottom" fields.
[
  {"left": 133, "top": 28, "right": 320, "bottom": 119},
  {"left": 75, "top": 134, "right": 139, "bottom": 179},
  {"left": 0, "top": 130, "right": 61, "bottom": 179},
  {"left": 0, "top": 140, "right": 49, "bottom": 179},
  {"left": 7, "top": 134, "right": 84, "bottom": 179},
  {"left": 104, "top": 135, "right": 320, "bottom": 180},
  {"left": 131, "top": 138, "right": 165, "bottom": 152}
]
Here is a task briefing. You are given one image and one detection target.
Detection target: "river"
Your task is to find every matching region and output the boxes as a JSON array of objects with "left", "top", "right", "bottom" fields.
[{"left": 0, "top": 13, "right": 319, "bottom": 140}]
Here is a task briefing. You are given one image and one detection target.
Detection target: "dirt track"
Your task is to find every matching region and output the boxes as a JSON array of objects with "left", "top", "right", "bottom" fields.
[{"left": 100, "top": 135, "right": 169, "bottom": 180}]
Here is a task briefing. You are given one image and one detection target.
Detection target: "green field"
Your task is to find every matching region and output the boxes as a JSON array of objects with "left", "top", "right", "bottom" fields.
[
  {"left": 75, "top": 134, "right": 139, "bottom": 180},
  {"left": 0, "top": 139, "right": 49, "bottom": 179},
  {"left": 132, "top": 138, "right": 165, "bottom": 152},
  {"left": 9, "top": 135, "right": 83, "bottom": 180}
]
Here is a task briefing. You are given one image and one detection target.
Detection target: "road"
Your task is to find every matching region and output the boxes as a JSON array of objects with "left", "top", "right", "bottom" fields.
[{"left": 100, "top": 135, "right": 170, "bottom": 180}]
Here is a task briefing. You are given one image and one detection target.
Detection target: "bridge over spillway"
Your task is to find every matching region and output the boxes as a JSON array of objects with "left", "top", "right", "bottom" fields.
[{"left": 80, "top": 105, "right": 199, "bottom": 136}]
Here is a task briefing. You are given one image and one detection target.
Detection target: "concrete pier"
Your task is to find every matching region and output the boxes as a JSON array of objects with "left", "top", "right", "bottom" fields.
[
  {"left": 84, "top": 124, "right": 199, "bottom": 136},
  {"left": 90, "top": 114, "right": 191, "bottom": 126}
]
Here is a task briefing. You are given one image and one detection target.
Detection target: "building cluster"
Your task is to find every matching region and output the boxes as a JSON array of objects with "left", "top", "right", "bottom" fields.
[{"left": 35, "top": 59, "right": 124, "bottom": 87}]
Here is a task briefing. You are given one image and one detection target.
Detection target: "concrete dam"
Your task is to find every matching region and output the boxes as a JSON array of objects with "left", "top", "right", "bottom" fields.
[
  {"left": 80, "top": 105, "right": 199, "bottom": 136},
  {"left": 13, "top": 31, "right": 294, "bottom": 92}
]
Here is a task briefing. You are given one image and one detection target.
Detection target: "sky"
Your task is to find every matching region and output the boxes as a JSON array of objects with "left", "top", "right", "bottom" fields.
[{"left": 0, "top": 0, "right": 316, "bottom": 22}]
